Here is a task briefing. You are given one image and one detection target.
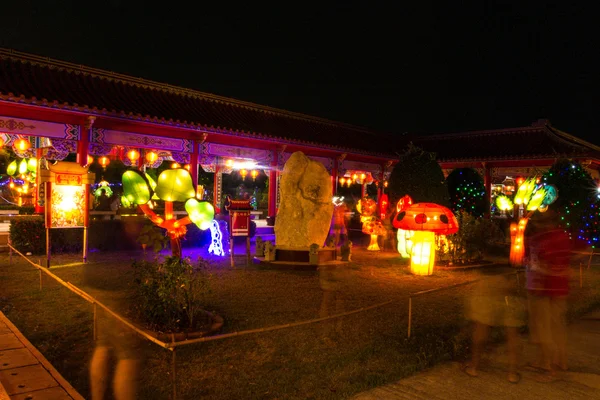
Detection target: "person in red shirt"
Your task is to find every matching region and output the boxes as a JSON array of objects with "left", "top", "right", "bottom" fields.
[{"left": 526, "top": 208, "right": 571, "bottom": 381}]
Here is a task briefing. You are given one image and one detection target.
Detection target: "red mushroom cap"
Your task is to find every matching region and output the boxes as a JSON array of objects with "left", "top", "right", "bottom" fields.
[{"left": 393, "top": 203, "right": 459, "bottom": 234}]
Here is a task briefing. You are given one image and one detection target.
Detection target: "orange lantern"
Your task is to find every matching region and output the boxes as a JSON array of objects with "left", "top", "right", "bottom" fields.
[
  {"left": 145, "top": 150, "right": 158, "bottom": 164},
  {"left": 13, "top": 138, "right": 31, "bottom": 152},
  {"left": 250, "top": 169, "right": 259, "bottom": 181},
  {"left": 352, "top": 173, "right": 358, "bottom": 182},
  {"left": 225, "top": 159, "right": 234, "bottom": 168},
  {"left": 0, "top": 136, "right": 4, "bottom": 147},
  {"left": 360, "top": 173, "right": 366, "bottom": 181},
  {"left": 86, "top": 155, "right": 94, "bottom": 166},
  {"left": 126, "top": 149, "right": 140, "bottom": 163},
  {"left": 184, "top": 164, "right": 191, "bottom": 171},
  {"left": 98, "top": 156, "right": 110, "bottom": 169},
  {"left": 383, "top": 180, "right": 389, "bottom": 188},
  {"left": 172, "top": 162, "right": 181, "bottom": 169},
  {"left": 339, "top": 177, "right": 346, "bottom": 186},
  {"left": 239, "top": 168, "right": 248, "bottom": 180}
]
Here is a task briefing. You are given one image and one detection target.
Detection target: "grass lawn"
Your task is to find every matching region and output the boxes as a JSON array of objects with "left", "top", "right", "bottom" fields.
[{"left": 1, "top": 248, "right": 600, "bottom": 399}]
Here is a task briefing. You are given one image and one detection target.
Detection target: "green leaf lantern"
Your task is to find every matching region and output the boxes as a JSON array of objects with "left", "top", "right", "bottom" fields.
[
  {"left": 527, "top": 186, "right": 547, "bottom": 211},
  {"left": 19, "top": 159, "right": 28, "bottom": 175},
  {"left": 27, "top": 158, "right": 37, "bottom": 172},
  {"left": 155, "top": 168, "right": 195, "bottom": 202},
  {"left": 185, "top": 198, "right": 215, "bottom": 230},
  {"left": 145, "top": 172, "right": 160, "bottom": 200},
  {"left": 6, "top": 160, "right": 17, "bottom": 176},
  {"left": 495, "top": 194, "right": 514, "bottom": 211},
  {"left": 121, "top": 195, "right": 132, "bottom": 208},
  {"left": 122, "top": 170, "right": 151, "bottom": 205}
]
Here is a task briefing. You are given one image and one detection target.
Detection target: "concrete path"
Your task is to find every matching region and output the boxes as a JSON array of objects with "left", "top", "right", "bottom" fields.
[
  {"left": 354, "top": 310, "right": 600, "bottom": 400},
  {"left": 0, "top": 312, "right": 83, "bottom": 400}
]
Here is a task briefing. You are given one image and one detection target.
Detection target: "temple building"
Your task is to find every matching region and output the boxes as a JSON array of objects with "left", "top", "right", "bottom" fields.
[{"left": 2, "top": 48, "right": 600, "bottom": 218}]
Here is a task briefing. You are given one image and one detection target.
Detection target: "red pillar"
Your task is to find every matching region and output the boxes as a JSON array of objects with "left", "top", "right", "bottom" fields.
[
  {"left": 268, "top": 150, "right": 278, "bottom": 218},
  {"left": 77, "top": 116, "right": 94, "bottom": 167},
  {"left": 190, "top": 140, "right": 199, "bottom": 191},
  {"left": 213, "top": 161, "right": 221, "bottom": 213},
  {"left": 483, "top": 163, "right": 492, "bottom": 218}
]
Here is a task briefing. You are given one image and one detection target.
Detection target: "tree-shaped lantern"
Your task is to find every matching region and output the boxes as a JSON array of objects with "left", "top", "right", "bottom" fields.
[
  {"left": 395, "top": 203, "right": 458, "bottom": 275},
  {"left": 494, "top": 177, "right": 557, "bottom": 266},
  {"left": 122, "top": 168, "right": 215, "bottom": 257},
  {"left": 357, "top": 198, "right": 387, "bottom": 251}
]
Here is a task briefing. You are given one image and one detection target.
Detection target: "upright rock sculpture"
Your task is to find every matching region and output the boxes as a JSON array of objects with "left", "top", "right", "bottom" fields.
[{"left": 275, "top": 152, "right": 333, "bottom": 248}]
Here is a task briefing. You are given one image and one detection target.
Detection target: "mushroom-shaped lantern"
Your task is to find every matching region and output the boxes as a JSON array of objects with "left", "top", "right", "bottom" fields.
[{"left": 395, "top": 203, "right": 458, "bottom": 275}]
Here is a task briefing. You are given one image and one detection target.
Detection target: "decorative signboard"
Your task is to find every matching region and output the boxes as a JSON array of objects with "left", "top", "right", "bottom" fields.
[
  {"left": 39, "top": 162, "right": 95, "bottom": 229},
  {"left": 228, "top": 199, "right": 253, "bottom": 237}
]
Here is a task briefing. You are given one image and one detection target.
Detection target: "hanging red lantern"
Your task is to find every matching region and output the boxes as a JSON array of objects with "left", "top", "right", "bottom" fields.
[
  {"left": 13, "top": 138, "right": 31, "bottom": 152},
  {"left": 339, "top": 177, "right": 346, "bottom": 186},
  {"left": 126, "top": 149, "right": 140, "bottom": 163},
  {"left": 86, "top": 155, "right": 94, "bottom": 165},
  {"left": 145, "top": 150, "right": 158, "bottom": 164},
  {"left": 98, "top": 156, "right": 110, "bottom": 169},
  {"left": 250, "top": 169, "right": 259, "bottom": 181},
  {"left": 239, "top": 168, "right": 248, "bottom": 180}
]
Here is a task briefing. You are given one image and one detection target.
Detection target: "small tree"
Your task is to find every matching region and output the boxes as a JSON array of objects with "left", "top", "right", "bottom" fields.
[
  {"left": 122, "top": 168, "right": 215, "bottom": 257},
  {"left": 446, "top": 168, "right": 486, "bottom": 217},
  {"left": 388, "top": 143, "right": 449, "bottom": 206}
]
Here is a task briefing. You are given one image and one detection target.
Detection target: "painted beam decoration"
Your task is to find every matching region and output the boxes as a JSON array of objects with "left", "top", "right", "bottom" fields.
[{"left": 92, "top": 128, "right": 193, "bottom": 152}]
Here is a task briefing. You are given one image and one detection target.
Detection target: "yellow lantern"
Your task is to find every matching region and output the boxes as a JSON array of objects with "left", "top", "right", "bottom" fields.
[
  {"left": 240, "top": 168, "right": 248, "bottom": 180},
  {"left": 360, "top": 173, "right": 366, "bottom": 181},
  {"left": 145, "top": 150, "right": 159, "bottom": 164},
  {"left": 13, "top": 138, "right": 31, "bottom": 152},
  {"left": 126, "top": 149, "right": 140, "bottom": 163},
  {"left": 339, "top": 177, "right": 346, "bottom": 186},
  {"left": 98, "top": 156, "right": 110, "bottom": 169},
  {"left": 250, "top": 169, "right": 259, "bottom": 181},
  {"left": 352, "top": 173, "right": 358, "bottom": 182},
  {"left": 172, "top": 162, "right": 181, "bottom": 169}
]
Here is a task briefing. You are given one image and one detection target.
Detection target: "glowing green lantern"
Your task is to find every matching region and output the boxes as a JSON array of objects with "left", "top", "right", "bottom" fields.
[
  {"left": 27, "top": 158, "right": 37, "bottom": 172},
  {"left": 6, "top": 160, "right": 17, "bottom": 176},
  {"left": 527, "top": 187, "right": 547, "bottom": 211},
  {"left": 185, "top": 198, "right": 215, "bottom": 230},
  {"left": 155, "top": 169, "right": 195, "bottom": 202},
  {"left": 19, "top": 159, "right": 28, "bottom": 175},
  {"left": 495, "top": 195, "right": 514, "bottom": 211},
  {"left": 122, "top": 170, "right": 151, "bottom": 205},
  {"left": 121, "top": 195, "right": 132, "bottom": 208}
]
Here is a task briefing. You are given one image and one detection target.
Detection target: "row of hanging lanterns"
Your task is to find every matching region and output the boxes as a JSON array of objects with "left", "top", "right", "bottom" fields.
[{"left": 338, "top": 173, "right": 388, "bottom": 188}]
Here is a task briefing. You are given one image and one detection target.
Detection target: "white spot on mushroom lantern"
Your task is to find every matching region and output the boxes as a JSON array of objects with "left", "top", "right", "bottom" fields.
[{"left": 394, "top": 203, "right": 459, "bottom": 275}]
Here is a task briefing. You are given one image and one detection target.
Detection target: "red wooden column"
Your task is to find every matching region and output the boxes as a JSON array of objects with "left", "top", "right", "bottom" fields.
[
  {"left": 331, "top": 157, "right": 338, "bottom": 196},
  {"left": 483, "top": 162, "right": 492, "bottom": 218},
  {"left": 190, "top": 140, "right": 199, "bottom": 191},
  {"left": 77, "top": 116, "right": 94, "bottom": 167},
  {"left": 268, "top": 150, "right": 278, "bottom": 218},
  {"left": 213, "top": 159, "right": 222, "bottom": 213}
]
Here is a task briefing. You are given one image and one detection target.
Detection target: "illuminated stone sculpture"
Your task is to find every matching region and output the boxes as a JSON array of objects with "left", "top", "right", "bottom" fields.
[
  {"left": 395, "top": 203, "right": 458, "bottom": 276},
  {"left": 274, "top": 152, "right": 333, "bottom": 248}
]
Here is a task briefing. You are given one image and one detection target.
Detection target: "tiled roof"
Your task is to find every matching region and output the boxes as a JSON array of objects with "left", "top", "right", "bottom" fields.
[
  {"left": 410, "top": 121, "right": 600, "bottom": 163},
  {"left": 0, "top": 49, "right": 396, "bottom": 157}
]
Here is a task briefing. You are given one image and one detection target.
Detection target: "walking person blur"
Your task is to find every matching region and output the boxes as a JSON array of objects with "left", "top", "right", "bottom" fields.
[
  {"left": 525, "top": 208, "right": 571, "bottom": 381},
  {"left": 464, "top": 270, "right": 526, "bottom": 383}
]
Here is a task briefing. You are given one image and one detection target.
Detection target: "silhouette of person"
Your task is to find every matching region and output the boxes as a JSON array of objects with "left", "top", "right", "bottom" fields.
[{"left": 96, "top": 189, "right": 111, "bottom": 211}]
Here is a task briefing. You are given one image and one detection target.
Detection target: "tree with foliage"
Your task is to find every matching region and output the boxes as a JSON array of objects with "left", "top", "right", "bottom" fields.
[
  {"left": 541, "top": 159, "right": 595, "bottom": 241},
  {"left": 388, "top": 143, "right": 449, "bottom": 206},
  {"left": 446, "top": 168, "right": 486, "bottom": 217},
  {"left": 122, "top": 168, "right": 214, "bottom": 257}
]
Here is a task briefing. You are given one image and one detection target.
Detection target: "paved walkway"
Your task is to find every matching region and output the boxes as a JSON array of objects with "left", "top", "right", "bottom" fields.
[
  {"left": 0, "top": 312, "right": 83, "bottom": 400},
  {"left": 354, "top": 310, "right": 600, "bottom": 400}
]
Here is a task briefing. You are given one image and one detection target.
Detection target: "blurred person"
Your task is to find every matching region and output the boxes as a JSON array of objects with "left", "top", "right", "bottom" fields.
[
  {"left": 318, "top": 265, "right": 348, "bottom": 342},
  {"left": 329, "top": 197, "right": 349, "bottom": 247},
  {"left": 464, "top": 269, "right": 526, "bottom": 383},
  {"left": 90, "top": 311, "right": 142, "bottom": 400},
  {"left": 95, "top": 188, "right": 111, "bottom": 211},
  {"left": 525, "top": 208, "right": 571, "bottom": 381}
]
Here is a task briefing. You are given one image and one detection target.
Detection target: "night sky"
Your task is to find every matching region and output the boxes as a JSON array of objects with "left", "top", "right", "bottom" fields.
[{"left": 2, "top": 2, "right": 598, "bottom": 144}]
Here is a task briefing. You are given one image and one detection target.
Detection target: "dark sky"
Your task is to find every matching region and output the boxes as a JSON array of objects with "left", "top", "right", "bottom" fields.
[{"left": 1, "top": 2, "right": 598, "bottom": 143}]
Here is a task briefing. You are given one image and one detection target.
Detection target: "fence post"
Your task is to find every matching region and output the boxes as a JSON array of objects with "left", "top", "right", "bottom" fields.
[
  {"left": 171, "top": 334, "right": 177, "bottom": 400},
  {"left": 407, "top": 297, "right": 412, "bottom": 338},
  {"left": 93, "top": 303, "right": 97, "bottom": 341}
]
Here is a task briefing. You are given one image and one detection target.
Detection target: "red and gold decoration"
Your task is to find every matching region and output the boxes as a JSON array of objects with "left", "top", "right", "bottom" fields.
[{"left": 357, "top": 197, "right": 387, "bottom": 251}]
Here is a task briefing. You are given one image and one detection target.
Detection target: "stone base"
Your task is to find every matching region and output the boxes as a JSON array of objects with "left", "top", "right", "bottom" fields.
[{"left": 253, "top": 247, "right": 346, "bottom": 270}]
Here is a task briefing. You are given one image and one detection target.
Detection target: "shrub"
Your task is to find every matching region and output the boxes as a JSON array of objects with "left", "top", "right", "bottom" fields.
[
  {"left": 445, "top": 211, "right": 504, "bottom": 263},
  {"left": 132, "top": 256, "right": 212, "bottom": 332}
]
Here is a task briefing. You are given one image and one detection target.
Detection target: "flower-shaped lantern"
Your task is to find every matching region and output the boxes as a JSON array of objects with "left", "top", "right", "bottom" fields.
[{"left": 395, "top": 203, "right": 458, "bottom": 275}]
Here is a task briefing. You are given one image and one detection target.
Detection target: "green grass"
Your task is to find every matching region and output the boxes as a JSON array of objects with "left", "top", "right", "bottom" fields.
[{"left": 1, "top": 249, "right": 599, "bottom": 399}]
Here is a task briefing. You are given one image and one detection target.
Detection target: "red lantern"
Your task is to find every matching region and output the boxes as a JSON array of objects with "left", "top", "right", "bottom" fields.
[
  {"left": 13, "top": 138, "right": 31, "bottom": 152},
  {"left": 86, "top": 155, "right": 94, "bottom": 166},
  {"left": 145, "top": 150, "right": 158, "bottom": 164},
  {"left": 98, "top": 156, "right": 110, "bottom": 169},
  {"left": 239, "top": 168, "right": 248, "bottom": 180},
  {"left": 126, "top": 149, "right": 140, "bottom": 163},
  {"left": 250, "top": 169, "right": 259, "bottom": 181},
  {"left": 0, "top": 136, "right": 5, "bottom": 147}
]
